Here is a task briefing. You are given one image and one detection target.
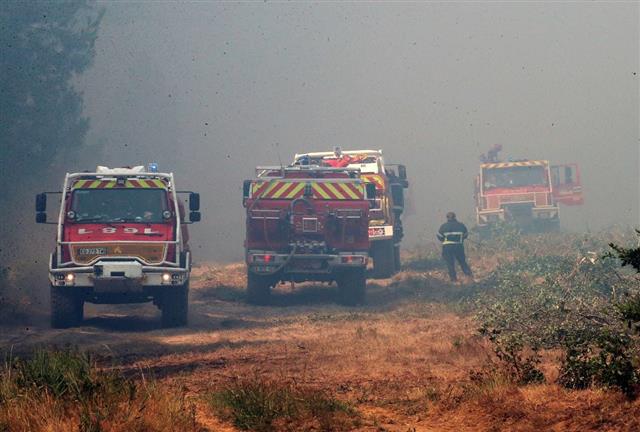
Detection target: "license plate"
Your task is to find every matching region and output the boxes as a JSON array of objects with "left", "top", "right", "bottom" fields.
[
  {"left": 291, "top": 260, "right": 323, "bottom": 270},
  {"left": 78, "top": 247, "right": 107, "bottom": 255},
  {"left": 369, "top": 227, "right": 386, "bottom": 238}
]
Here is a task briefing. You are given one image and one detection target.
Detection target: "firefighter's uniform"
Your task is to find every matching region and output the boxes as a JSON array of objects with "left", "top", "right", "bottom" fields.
[{"left": 437, "top": 217, "right": 472, "bottom": 282}]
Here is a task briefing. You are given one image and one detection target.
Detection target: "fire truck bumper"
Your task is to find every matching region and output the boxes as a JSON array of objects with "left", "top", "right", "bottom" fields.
[
  {"left": 247, "top": 251, "right": 368, "bottom": 275},
  {"left": 477, "top": 210, "right": 505, "bottom": 226},
  {"left": 48, "top": 258, "right": 189, "bottom": 290},
  {"left": 477, "top": 206, "right": 559, "bottom": 226},
  {"left": 532, "top": 206, "right": 559, "bottom": 219}
]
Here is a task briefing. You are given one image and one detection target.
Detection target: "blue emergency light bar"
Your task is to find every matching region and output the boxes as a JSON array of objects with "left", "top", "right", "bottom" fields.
[{"left": 148, "top": 162, "right": 159, "bottom": 173}]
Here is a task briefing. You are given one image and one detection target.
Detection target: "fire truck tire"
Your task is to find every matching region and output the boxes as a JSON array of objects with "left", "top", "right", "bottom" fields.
[
  {"left": 372, "top": 239, "right": 396, "bottom": 279},
  {"left": 337, "top": 268, "right": 366, "bottom": 306},
  {"left": 394, "top": 245, "right": 401, "bottom": 271},
  {"left": 247, "top": 272, "right": 273, "bottom": 305},
  {"left": 50, "top": 286, "right": 83, "bottom": 328},
  {"left": 539, "top": 218, "right": 560, "bottom": 233},
  {"left": 161, "top": 283, "right": 189, "bottom": 328}
]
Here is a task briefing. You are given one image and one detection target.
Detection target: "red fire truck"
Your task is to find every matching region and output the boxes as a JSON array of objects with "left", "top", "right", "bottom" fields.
[
  {"left": 293, "top": 149, "right": 408, "bottom": 278},
  {"left": 242, "top": 165, "right": 375, "bottom": 305},
  {"left": 475, "top": 147, "right": 583, "bottom": 233},
  {"left": 36, "top": 165, "right": 201, "bottom": 328}
]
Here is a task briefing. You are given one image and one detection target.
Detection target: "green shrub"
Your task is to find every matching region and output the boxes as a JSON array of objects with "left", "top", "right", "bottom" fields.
[
  {"left": 477, "top": 237, "right": 640, "bottom": 395},
  {"left": 559, "top": 329, "right": 638, "bottom": 396}
]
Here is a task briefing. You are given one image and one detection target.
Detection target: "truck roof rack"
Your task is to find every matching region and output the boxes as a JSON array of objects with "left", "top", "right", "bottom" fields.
[{"left": 294, "top": 149, "right": 383, "bottom": 159}]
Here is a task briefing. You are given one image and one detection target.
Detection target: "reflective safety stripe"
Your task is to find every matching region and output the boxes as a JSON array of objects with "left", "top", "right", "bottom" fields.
[
  {"left": 441, "top": 231, "right": 465, "bottom": 245},
  {"left": 72, "top": 179, "right": 167, "bottom": 189},
  {"left": 481, "top": 160, "right": 547, "bottom": 169},
  {"left": 250, "top": 180, "right": 365, "bottom": 200}
]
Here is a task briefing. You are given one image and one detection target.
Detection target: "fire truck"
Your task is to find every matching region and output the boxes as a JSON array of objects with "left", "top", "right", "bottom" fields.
[
  {"left": 475, "top": 146, "right": 583, "bottom": 233},
  {"left": 242, "top": 165, "right": 375, "bottom": 305},
  {"left": 35, "top": 165, "right": 201, "bottom": 328},
  {"left": 293, "top": 149, "right": 408, "bottom": 278}
]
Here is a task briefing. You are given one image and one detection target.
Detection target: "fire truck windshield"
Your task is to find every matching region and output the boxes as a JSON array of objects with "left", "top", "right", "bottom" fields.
[
  {"left": 71, "top": 188, "right": 168, "bottom": 223},
  {"left": 482, "top": 166, "right": 548, "bottom": 191}
]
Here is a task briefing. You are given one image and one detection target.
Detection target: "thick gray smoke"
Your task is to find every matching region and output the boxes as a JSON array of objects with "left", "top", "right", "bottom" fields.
[{"left": 71, "top": 2, "right": 638, "bottom": 262}]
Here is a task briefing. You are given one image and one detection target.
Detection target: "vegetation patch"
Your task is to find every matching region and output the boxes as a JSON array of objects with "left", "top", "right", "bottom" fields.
[
  {"left": 475, "top": 229, "right": 640, "bottom": 396},
  {"left": 209, "top": 376, "right": 359, "bottom": 431},
  {"left": 0, "top": 348, "right": 198, "bottom": 432}
]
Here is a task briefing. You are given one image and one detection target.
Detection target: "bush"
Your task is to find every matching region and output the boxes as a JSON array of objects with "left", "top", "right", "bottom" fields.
[
  {"left": 209, "top": 376, "right": 359, "bottom": 431},
  {"left": 477, "top": 234, "right": 640, "bottom": 395}
]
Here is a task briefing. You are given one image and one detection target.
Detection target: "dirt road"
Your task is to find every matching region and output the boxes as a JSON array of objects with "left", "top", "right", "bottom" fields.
[{"left": 2, "top": 262, "right": 638, "bottom": 431}]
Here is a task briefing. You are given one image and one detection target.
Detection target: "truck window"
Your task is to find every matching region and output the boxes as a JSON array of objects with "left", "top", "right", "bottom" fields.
[
  {"left": 482, "top": 166, "right": 548, "bottom": 190},
  {"left": 71, "top": 188, "right": 168, "bottom": 223}
]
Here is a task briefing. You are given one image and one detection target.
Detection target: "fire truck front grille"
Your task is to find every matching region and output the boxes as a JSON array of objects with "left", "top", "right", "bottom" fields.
[{"left": 71, "top": 243, "right": 166, "bottom": 265}]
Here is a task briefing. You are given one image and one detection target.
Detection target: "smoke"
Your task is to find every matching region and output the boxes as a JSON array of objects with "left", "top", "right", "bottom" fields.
[{"left": 66, "top": 2, "right": 639, "bottom": 262}]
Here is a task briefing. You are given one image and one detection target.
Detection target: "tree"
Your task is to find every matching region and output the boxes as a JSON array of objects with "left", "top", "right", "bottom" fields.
[{"left": 0, "top": 1, "right": 103, "bottom": 298}]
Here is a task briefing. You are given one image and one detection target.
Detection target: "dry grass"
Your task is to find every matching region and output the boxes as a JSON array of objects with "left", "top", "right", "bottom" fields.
[{"left": 0, "top": 350, "right": 200, "bottom": 432}]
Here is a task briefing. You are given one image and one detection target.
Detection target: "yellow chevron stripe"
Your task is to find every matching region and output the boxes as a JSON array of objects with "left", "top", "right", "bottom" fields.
[
  {"left": 88, "top": 180, "right": 101, "bottom": 188},
  {"left": 73, "top": 180, "right": 88, "bottom": 188},
  {"left": 483, "top": 160, "right": 547, "bottom": 169},
  {"left": 152, "top": 179, "right": 165, "bottom": 188},
  {"left": 251, "top": 181, "right": 265, "bottom": 197},
  {"left": 324, "top": 182, "right": 345, "bottom": 199},
  {"left": 312, "top": 183, "right": 331, "bottom": 199},
  {"left": 271, "top": 182, "right": 292, "bottom": 198},
  {"left": 263, "top": 181, "right": 282, "bottom": 197},
  {"left": 338, "top": 182, "right": 358, "bottom": 199},
  {"left": 103, "top": 181, "right": 116, "bottom": 188},
  {"left": 285, "top": 182, "right": 305, "bottom": 198}
]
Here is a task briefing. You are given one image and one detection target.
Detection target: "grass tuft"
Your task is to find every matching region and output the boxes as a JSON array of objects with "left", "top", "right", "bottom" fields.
[{"left": 209, "top": 375, "right": 359, "bottom": 431}]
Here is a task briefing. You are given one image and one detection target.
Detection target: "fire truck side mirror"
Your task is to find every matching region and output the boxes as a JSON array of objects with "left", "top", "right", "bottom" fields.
[
  {"left": 398, "top": 164, "right": 407, "bottom": 180},
  {"left": 391, "top": 184, "right": 405, "bottom": 210},
  {"left": 36, "top": 212, "right": 47, "bottom": 224},
  {"left": 189, "top": 193, "right": 200, "bottom": 211},
  {"left": 365, "top": 183, "right": 377, "bottom": 200},
  {"left": 36, "top": 193, "right": 47, "bottom": 212},
  {"left": 189, "top": 211, "right": 201, "bottom": 223},
  {"left": 242, "top": 180, "right": 252, "bottom": 205}
]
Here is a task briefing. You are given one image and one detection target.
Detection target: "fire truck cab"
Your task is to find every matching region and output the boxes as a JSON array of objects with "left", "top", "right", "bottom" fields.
[
  {"left": 242, "top": 165, "right": 375, "bottom": 305},
  {"left": 36, "top": 165, "right": 200, "bottom": 328},
  {"left": 293, "top": 149, "right": 409, "bottom": 278},
  {"left": 475, "top": 156, "right": 583, "bottom": 233}
]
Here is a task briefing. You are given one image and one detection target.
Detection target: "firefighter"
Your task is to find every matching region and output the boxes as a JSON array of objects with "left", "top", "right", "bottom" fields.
[{"left": 437, "top": 212, "right": 473, "bottom": 282}]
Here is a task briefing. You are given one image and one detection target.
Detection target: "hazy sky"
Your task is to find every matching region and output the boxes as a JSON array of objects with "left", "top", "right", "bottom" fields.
[{"left": 75, "top": 1, "right": 639, "bottom": 261}]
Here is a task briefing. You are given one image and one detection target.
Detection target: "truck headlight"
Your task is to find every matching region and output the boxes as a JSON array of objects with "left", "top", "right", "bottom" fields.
[
  {"left": 162, "top": 273, "right": 171, "bottom": 282},
  {"left": 66, "top": 273, "right": 75, "bottom": 282}
]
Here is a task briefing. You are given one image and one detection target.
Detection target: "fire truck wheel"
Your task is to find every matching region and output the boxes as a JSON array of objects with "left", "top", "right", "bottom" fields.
[
  {"left": 246, "top": 272, "right": 272, "bottom": 305},
  {"left": 50, "top": 286, "right": 83, "bottom": 329},
  {"left": 394, "top": 245, "right": 401, "bottom": 271},
  {"left": 161, "top": 283, "right": 189, "bottom": 328},
  {"left": 337, "top": 268, "right": 366, "bottom": 306},
  {"left": 372, "top": 240, "right": 396, "bottom": 279}
]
